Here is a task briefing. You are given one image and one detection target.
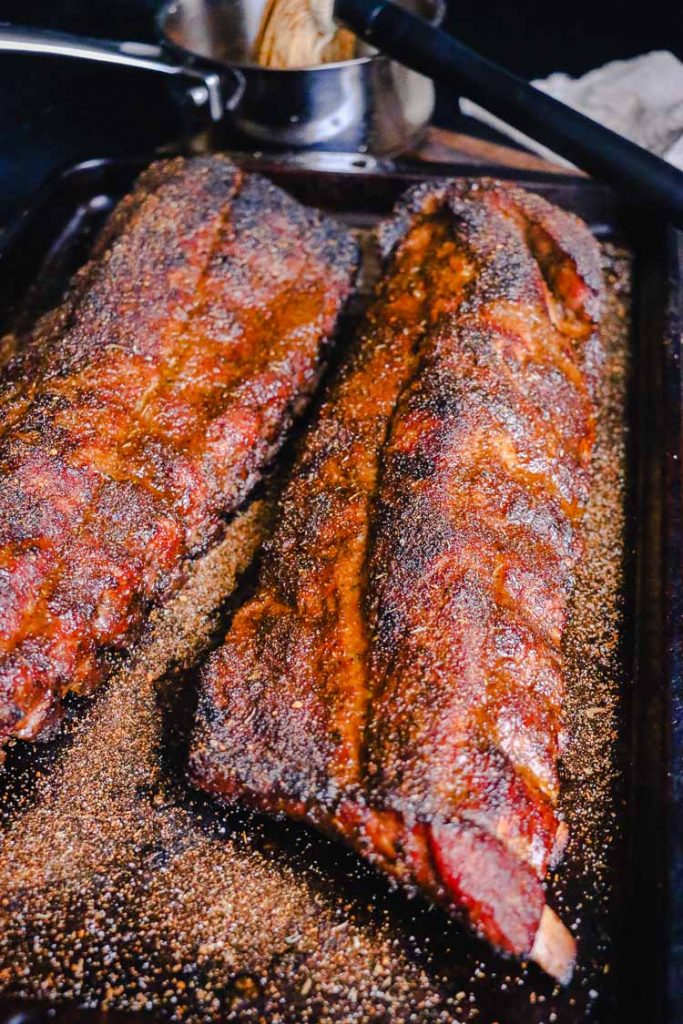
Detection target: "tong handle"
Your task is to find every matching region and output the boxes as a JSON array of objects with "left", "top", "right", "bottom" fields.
[{"left": 337, "top": 0, "right": 683, "bottom": 229}]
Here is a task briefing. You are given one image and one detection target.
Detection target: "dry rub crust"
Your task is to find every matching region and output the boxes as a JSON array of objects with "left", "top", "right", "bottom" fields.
[
  {"left": 190, "top": 179, "right": 603, "bottom": 980},
  {"left": 0, "top": 155, "right": 358, "bottom": 748}
]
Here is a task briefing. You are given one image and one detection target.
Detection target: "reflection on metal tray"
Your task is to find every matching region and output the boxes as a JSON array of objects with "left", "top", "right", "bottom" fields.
[{"left": 0, "top": 156, "right": 680, "bottom": 1024}]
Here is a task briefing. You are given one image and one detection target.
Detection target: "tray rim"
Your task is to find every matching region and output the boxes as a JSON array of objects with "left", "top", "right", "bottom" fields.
[{"left": 0, "top": 152, "right": 680, "bottom": 1024}]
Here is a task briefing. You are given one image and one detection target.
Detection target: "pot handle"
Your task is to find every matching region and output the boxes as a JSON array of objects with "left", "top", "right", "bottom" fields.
[{"left": 0, "top": 24, "right": 244, "bottom": 122}]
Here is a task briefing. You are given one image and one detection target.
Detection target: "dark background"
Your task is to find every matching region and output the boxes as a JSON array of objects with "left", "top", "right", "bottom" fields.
[{"left": 0, "top": 0, "right": 680, "bottom": 223}]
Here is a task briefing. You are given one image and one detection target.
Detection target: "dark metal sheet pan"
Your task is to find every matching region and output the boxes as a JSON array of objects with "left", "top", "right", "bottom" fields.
[{"left": 0, "top": 154, "right": 680, "bottom": 1024}]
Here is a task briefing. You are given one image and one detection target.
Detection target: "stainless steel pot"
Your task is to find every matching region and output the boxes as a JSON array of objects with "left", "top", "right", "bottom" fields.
[{"left": 0, "top": 0, "right": 443, "bottom": 155}]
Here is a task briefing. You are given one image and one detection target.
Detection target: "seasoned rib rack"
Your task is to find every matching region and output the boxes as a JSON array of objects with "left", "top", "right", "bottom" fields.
[
  {"left": 190, "top": 179, "right": 603, "bottom": 981},
  {"left": 0, "top": 155, "right": 358, "bottom": 748}
]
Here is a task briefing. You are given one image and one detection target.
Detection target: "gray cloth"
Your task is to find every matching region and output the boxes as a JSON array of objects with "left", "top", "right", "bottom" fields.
[{"left": 461, "top": 50, "right": 683, "bottom": 170}]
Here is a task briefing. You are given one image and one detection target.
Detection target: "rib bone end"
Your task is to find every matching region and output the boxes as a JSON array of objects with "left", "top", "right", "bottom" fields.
[{"left": 530, "top": 905, "right": 576, "bottom": 984}]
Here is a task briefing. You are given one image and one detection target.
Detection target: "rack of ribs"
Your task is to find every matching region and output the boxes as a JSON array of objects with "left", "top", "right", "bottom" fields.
[
  {"left": 0, "top": 156, "right": 358, "bottom": 749},
  {"left": 190, "top": 178, "right": 603, "bottom": 981}
]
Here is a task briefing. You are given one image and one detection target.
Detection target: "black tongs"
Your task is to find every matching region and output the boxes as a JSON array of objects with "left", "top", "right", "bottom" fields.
[{"left": 337, "top": 0, "right": 683, "bottom": 229}]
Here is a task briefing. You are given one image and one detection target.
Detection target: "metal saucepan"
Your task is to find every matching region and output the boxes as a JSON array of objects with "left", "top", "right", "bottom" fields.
[{"left": 0, "top": 0, "right": 443, "bottom": 155}]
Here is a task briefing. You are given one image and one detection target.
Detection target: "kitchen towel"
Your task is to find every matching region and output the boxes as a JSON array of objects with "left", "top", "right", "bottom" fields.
[{"left": 461, "top": 50, "right": 683, "bottom": 170}]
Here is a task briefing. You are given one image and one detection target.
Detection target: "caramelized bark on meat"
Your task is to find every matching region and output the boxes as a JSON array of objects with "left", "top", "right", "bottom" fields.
[
  {"left": 190, "top": 179, "right": 603, "bottom": 980},
  {"left": 0, "top": 155, "right": 358, "bottom": 745}
]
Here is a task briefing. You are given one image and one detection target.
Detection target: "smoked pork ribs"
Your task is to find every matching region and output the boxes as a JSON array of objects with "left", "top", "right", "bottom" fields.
[
  {"left": 190, "top": 179, "right": 604, "bottom": 980},
  {"left": 0, "top": 156, "right": 358, "bottom": 747}
]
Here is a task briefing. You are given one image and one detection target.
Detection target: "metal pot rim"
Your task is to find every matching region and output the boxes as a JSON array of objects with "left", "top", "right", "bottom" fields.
[{"left": 158, "top": 0, "right": 445, "bottom": 73}]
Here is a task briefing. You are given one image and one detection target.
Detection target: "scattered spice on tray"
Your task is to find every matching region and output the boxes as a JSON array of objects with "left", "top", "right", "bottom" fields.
[{"left": 0, "top": 242, "right": 631, "bottom": 1023}]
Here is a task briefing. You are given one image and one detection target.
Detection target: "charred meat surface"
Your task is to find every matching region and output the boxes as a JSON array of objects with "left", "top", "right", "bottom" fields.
[
  {"left": 0, "top": 155, "right": 358, "bottom": 746},
  {"left": 190, "top": 179, "right": 603, "bottom": 981}
]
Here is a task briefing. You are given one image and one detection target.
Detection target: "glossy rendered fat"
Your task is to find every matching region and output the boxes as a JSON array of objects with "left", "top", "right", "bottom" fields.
[
  {"left": 0, "top": 156, "right": 358, "bottom": 747},
  {"left": 190, "top": 179, "right": 603, "bottom": 974}
]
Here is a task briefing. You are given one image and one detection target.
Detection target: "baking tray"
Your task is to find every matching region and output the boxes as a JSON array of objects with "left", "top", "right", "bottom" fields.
[{"left": 0, "top": 154, "right": 680, "bottom": 1024}]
